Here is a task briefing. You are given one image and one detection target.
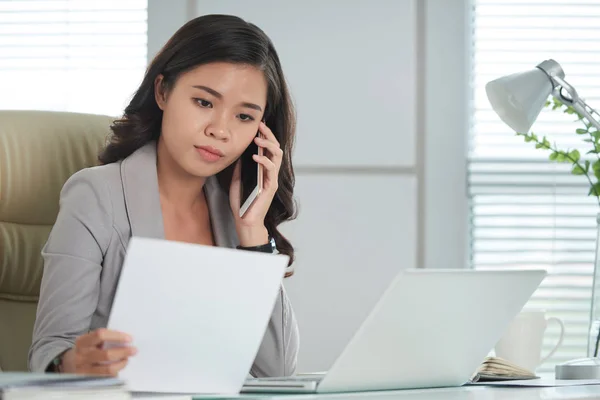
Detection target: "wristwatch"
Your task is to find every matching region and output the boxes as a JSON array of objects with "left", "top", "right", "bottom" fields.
[
  {"left": 237, "top": 236, "right": 276, "bottom": 253},
  {"left": 49, "top": 352, "right": 65, "bottom": 373}
]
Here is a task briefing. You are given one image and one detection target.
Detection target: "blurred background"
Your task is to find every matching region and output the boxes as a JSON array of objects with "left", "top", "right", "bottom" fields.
[{"left": 1, "top": 0, "right": 599, "bottom": 374}]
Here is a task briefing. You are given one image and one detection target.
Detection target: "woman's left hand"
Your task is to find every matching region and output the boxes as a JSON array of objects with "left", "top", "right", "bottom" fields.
[{"left": 229, "top": 121, "right": 283, "bottom": 247}]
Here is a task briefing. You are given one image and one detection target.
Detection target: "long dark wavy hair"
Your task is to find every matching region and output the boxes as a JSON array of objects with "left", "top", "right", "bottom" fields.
[{"left": 99, "top": 14, "right": 298, "bottom": 276}]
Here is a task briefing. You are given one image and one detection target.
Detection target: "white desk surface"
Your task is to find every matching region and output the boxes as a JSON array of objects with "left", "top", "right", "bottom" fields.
[
  {"left": 281, "top": 385, "right": 600, "bottom": 400},
  {"left": 136, "top": 385, "right": 600, "bottom": 400}
]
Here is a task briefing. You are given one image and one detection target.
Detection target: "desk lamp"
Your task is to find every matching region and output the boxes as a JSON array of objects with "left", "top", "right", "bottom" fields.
[{"left": 486, "top": 59, "right": 600, "bottom": 380}]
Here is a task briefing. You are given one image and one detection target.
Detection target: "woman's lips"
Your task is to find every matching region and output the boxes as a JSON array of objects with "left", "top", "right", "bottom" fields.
[{"left": 195, "top": 145, "right": 224, "bottom": 162}]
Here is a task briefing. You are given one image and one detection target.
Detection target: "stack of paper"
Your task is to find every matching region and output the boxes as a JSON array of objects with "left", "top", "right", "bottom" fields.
[
  {"left": 0, "top": 372, "right": 129, "bottom": 400},
  {"left": 471, "top": 356, "right": 538, "bottom": 382}
]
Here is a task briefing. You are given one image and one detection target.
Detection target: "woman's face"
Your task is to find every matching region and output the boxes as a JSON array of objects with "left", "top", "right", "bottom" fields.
[{"left": 155, "top": 62, "right": 268, "bottom": 178}]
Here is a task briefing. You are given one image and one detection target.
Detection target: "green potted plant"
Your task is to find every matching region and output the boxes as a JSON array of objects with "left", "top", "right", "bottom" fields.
[
  {"left": 518, "top": 97, "right": 600, "bottom": 205},
  {"left": 517, "top": 97, "right": 600, "bottom": 359}
]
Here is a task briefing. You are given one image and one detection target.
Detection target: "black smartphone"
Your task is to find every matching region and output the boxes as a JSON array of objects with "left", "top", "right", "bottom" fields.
[{"left": 239, "top": 128, "right": 264, "bottom": 217}]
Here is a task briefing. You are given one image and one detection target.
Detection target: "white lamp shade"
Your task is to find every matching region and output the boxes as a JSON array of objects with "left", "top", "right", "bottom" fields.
[{"left": 485, "top": 67, "right": 553, "bottom": 133}]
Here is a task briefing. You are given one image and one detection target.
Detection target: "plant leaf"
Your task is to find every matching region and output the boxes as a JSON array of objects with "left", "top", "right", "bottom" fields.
[
  {"left": 589, "top": 182, "right": 600, "bottom": 197},
  {"left": 576, "top": 128, "right": 588, "bottom": 134},
  {"left": 569, "top": 149, "right": 581, "bottom": 162},
  {"left": 592, "top": 161, "right": 600, "bottom": 179},
  {"left": 549, "top": 152, "right": 558, "bottom": 161},
  {"left": 556, "top": 152, "right": 566, "bottom": 162},
  {"left": 572, "top": 164, "right": 586, "bottom": 175},
  {"left": 586, "top": 160, "right": 591, "bottom": 172},
  {"left": 536, "top": 137, "right": 550, "bottom": 149}
]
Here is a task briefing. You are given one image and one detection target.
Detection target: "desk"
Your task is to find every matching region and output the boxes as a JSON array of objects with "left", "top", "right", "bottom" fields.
[
  {"left": 135, "top": 385, "right": 600, "bottom": 400},
  {"left": 292, "top": 386, "right": 600, "bottom": 399}
]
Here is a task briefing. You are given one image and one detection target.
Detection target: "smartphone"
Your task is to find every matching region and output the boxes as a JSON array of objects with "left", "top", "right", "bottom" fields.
[{"left": 239, "top": 130, "right": 264, "bottom": 218}]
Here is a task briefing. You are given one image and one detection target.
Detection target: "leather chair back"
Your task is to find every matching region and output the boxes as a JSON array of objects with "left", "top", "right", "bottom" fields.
[{"left": 0, "top": 110, "right": 112, "bottom": 371}]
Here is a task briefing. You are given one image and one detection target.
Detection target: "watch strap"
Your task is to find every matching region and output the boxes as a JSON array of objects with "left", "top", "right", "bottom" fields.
[{"left": 237, "top": 236, "right": 276, "bottom": 253}]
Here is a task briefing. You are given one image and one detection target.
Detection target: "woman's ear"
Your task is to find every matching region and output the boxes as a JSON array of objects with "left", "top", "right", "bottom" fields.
[{"left": 154, "top": 74, "right": 168, "bottom": 110}]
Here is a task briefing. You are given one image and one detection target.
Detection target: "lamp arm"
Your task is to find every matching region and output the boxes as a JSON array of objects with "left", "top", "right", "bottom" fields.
[
  {"left": 572, "top": 100, "right": 600, "bottom": 133},
  {"left": 551, "top": 75, "right": 600, "bottom": 132}
]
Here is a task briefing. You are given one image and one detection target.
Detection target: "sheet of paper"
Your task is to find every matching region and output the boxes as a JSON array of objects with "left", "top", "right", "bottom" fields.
[
  {"left": 0, "top": 373, "right": 123, "bottom": 389},
  {"left": 107, "top": 237, "right": 288, "bottom": 394},
  {"left": 468, "top": 378, "right": 600, "bottom": 387},
  {"left": 132, "top": 393, "right": 193, "bottom": 400}
]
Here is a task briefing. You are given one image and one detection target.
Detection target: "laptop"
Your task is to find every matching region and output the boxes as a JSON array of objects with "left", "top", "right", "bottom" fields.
[{"left": 243, "top": 268, "right": 546, "bottom": 394}]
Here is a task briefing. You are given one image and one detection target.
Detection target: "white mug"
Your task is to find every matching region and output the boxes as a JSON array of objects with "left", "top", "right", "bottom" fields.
[{"left": 494, "top": 309, "right": 565, "bottom": 372}]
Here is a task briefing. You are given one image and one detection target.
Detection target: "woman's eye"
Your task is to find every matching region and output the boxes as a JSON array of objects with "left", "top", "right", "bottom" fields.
[
  {"left": 238, "top": 114, "right": 254, "bottom": 122},
  {"left": 195, "top": 98, "right": 212, "bottom": 108}
]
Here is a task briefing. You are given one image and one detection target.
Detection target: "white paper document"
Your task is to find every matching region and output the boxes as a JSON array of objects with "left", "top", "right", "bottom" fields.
[
  {"left": 469, "top": 378, "right": 600, "bottom": 387},
  {"left": 107, "top": 237, "right": 288, "bottom": 394}
]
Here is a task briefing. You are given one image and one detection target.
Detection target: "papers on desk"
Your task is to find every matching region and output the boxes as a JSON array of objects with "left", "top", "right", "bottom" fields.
[
  {"left": 132, "top": 394, "right": 193, "bottom": 400},
  {"left": 471, "top": 356, "right": 538, "bottom": 382},
  {"left": 0, "top": 373, "right": 123, "bottom": 388},
  {"left": 132, "top": 394, "right": 242, "bottom": 400},
  {"left": 107, "top": 237, "right": 289, "bottom": 394},
  {"left": 469, "top": 378, "right": 600, "bottom": 387},
  {"left": 0, "top": 373, "right": 128, "bottom": 399}
]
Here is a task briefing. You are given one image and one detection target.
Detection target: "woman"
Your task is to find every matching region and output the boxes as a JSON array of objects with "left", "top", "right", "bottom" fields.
[{"left": 28, "top": 14, "right": 299, "bottom": 377}]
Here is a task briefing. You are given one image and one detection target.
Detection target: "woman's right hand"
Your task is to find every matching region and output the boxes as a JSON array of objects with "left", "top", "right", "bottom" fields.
[{"left": 62, "top": 328, "right": 137, "bottom": 376}]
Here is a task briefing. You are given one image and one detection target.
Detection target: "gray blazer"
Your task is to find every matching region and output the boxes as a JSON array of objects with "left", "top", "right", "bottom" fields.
[{"left": 29, "top": 142, "right": 299, "bottom": 376}]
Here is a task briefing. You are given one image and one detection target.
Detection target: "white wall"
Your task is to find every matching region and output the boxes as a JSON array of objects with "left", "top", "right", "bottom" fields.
[{"left": 147, "top": 0, "right": 469, "bottom": 373}]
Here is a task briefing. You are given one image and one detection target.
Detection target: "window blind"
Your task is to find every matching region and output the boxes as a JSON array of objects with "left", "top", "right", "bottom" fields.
[
  {"left": 470, "top": 0, "right": 600, "bottom": 372},
  {"left": 0, "top": 0, "right": 147, "bottom": 116}
]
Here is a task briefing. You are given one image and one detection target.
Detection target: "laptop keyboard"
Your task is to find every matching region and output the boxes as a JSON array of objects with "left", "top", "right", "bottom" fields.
[{"left": 250, "top": 375, "right": 323, "bottom": 383}]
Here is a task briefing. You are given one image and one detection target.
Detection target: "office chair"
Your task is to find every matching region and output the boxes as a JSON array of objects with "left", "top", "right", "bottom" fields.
[{"left": 0, "top": 110, "right": 112, "bottom": 371}]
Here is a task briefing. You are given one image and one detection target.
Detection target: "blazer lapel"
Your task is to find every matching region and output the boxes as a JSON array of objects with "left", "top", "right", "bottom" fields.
[
  {"left": 120, "top": 141, "right": 238, "bottom": 248},
  {"left": 120, "top": 142, "right": 165, "bottom": 240},
  {"left": 204, "top": 176, "right": 239, "bottom": 248}
]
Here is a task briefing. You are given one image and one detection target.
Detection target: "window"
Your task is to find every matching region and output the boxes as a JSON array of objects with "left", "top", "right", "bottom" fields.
[
  {"left": 0, "top": 0, "right": 147, "bottom": 116},
  {"left": 469, "top": 0, "right": 600, "bottom": 371}
]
